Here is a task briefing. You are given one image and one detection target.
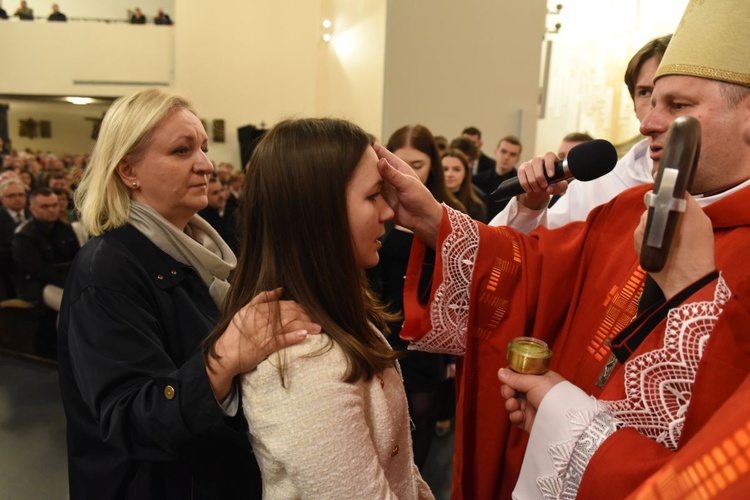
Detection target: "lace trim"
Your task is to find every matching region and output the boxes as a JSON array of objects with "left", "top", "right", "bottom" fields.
[
  {"left": 535, "top": 276, "right": 729, "bottom": 499},
  {"left": 409, "top": 207, "right": 478, "bottom": 355},
  {"left": 604, "top": 275, "right": 730, "bottom": 450},
  {"left": 537, "top": 407, "right": 620, "bottom": 500}
]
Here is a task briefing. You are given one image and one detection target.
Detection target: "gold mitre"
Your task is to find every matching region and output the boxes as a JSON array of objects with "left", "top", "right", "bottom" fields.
[{"left": 655, "top": 0, "right": 750, "bottom": 87}]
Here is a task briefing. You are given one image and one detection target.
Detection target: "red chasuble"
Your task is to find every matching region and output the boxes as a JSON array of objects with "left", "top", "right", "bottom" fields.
[
  {"left": 577, "top": 277, "right": 750, "bottom": 497},
  {"left": 401, "top": 184, "right": 750, "bottom": 499},
  {"left": 626, "top": 373, "right": 750, "bottom": 500}
]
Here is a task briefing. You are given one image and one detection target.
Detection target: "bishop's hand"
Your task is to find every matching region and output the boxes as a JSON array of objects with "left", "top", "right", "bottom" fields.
[
  {"left": 633, "top": 194, "right": 715, "bottom": 300},
  {"left": 499, "top": 368, "right": 565, "bottom": 433},
  {"left": 375, "top": 143, "right": 443, "bottom": 248}
]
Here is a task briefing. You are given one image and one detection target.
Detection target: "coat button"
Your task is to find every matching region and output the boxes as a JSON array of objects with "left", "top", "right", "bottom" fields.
[
  {"left": 157, "top": 274, "right": 164, "bottom": 280},
  {"left": 164, "top": 385, "right": 175, "bottom": 400},
  {"left": 391, "top": 445, "right": 399, "bottom": 456}
]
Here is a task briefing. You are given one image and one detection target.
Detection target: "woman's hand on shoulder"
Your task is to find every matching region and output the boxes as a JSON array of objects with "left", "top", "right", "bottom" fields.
[
  {"left": 227, "top": 287, "right": 322, "bottom": 373},
  {"left": 206, "top": 288, "right": 321, "bottom": 399}
]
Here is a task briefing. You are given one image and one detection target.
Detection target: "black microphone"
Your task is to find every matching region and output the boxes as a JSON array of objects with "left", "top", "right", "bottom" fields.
[{"left": 489, "top": 139, "right": 618, "bottom": 202}]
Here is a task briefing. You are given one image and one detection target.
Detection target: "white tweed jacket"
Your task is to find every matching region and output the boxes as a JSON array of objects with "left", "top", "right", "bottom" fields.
[{"left": 241, "top": 331, "right": 434, "bottom": 499}]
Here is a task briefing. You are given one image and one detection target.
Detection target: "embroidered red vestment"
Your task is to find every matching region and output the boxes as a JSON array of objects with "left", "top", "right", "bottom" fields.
[{"left": 402, "top": 184, "right": 750, "bottom": 499}]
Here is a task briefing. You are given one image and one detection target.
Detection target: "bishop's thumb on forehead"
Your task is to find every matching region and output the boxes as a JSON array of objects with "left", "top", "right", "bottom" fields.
[{"left": 377, "top": 157, "right": 402, "bottom": 183}]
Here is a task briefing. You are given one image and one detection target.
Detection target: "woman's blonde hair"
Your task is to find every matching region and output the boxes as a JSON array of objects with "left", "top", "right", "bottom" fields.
[{"left": 75, "top": 88, "right": 196, "bottom": 236}]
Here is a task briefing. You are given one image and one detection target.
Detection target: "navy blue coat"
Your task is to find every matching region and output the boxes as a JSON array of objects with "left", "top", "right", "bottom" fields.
[{"left": 57, "top": 224, "right": 260, "bottom": 499}]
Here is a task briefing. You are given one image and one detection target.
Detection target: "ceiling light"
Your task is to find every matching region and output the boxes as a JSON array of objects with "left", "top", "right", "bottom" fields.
[{"left": 65, "top": 97, "right": 94, "bottom": 105}]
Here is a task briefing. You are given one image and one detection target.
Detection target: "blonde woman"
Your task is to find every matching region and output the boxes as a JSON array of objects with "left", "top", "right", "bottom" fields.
[{"left": 58, "top": 88, "right": 319, "bottom": 499}]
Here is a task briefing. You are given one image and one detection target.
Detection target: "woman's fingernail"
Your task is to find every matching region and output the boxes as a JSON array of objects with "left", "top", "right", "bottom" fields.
[{"left": 498, "top": 368, "right": 509, "bottom": 379}]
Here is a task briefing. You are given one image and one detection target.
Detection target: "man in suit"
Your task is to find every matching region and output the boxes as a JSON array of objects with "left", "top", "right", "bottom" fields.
[
  {"left": 12, "top": 188, "right": 79, "bottom": 310},
  {"left": 462, "top": 126, "right": 496, "bottom": 175},
  {"left": 492, "top": 135, "right": 522, "bottom": 174},
  {"left": 0, "top": 178, "right": 28, "bottom": 225},
  {"left": 0, "top": 178, "right": 30, "bottom": 297},
  {"left": 473, "top": 135, "right": 523, "bottom": 220}
]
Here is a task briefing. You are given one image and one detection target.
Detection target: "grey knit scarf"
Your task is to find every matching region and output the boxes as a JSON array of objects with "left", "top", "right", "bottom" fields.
[{"left": 128, "top": 201, "right": 236, "bottom": 306}]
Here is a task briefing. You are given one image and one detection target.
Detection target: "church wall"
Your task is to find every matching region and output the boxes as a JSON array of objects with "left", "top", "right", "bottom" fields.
[{"left": 382, "top": 0, "right": 547, "bottom": 156}]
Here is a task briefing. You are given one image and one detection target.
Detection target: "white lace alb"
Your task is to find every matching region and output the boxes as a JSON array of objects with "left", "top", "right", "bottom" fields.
[
  {"left": 532, "top": 276, "right": 729, "bottom": 499},
  {"left": 409, "top": 207, "right": 478, "bottom": 355},
  {"left": 604, "top": 275, "right": 730, "bottom": 450}
]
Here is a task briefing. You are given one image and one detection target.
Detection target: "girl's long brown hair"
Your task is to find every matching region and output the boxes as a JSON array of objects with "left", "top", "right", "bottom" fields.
[{"left": 206, "top": 118, "right": 398, "bottom": 383}]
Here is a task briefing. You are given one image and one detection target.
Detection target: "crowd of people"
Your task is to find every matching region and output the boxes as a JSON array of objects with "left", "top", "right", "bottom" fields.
[
  {"left": 129, "top": 7, "right": 172, "bottom": 25},
  {"left": 0, "top": 146, "right": 244, "bottom": 318},
  {"left": 0, "top": 151, "right": 84, "bottom": 308},
  {"left": 0, "top": 2, "right": 173, "bottom": 23},
  {"left": 2, "top": 0, "right": 749, "bottom": 498}
]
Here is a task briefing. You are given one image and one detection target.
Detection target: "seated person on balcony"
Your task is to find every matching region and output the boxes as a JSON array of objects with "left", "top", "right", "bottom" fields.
[
  {"left": 130, "top": 7, "right": 146, "bottom": 24},
  {"left": 48, "top": 3, "right": 65, "bottom": 21},
  {"left": 154, "top": 8, "right": 171, "bottom": 25},
  {"left": 13, "top": 0, "right": 33, "bottom": 19}
]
